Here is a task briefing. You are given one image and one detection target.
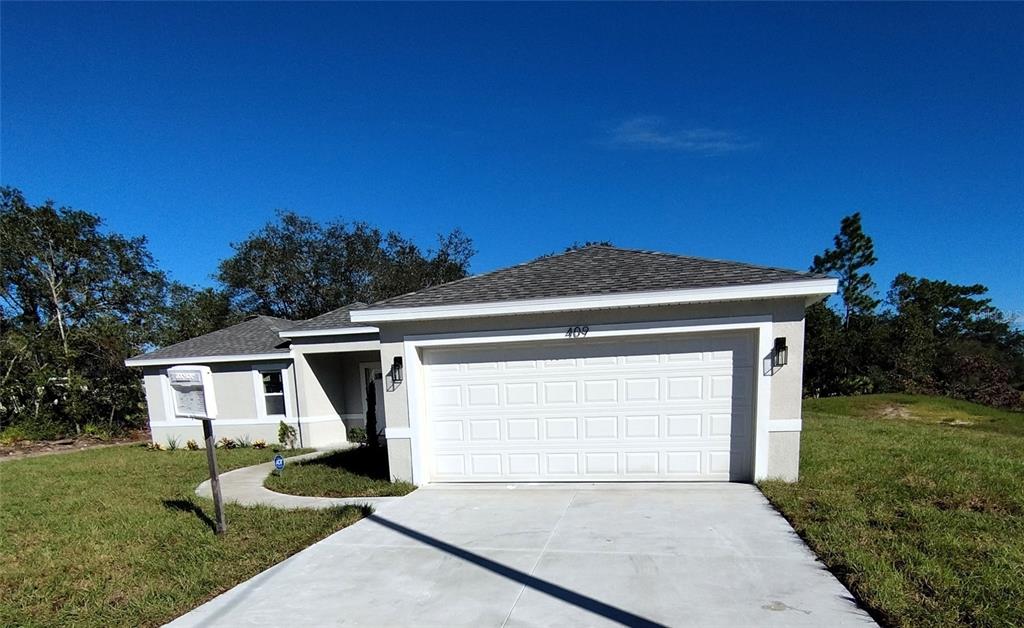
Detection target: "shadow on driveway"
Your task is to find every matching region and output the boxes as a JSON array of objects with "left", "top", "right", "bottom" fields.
[{"left": 367, "top": 514, "right": 666, "bottom": 627}]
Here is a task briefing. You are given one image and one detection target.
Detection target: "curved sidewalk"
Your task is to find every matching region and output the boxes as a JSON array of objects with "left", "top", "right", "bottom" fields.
[{"left": 195, "top": 449, "right": 402, "bottom": 510}]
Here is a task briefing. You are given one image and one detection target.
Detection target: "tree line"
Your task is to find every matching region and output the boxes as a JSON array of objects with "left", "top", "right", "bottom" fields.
[
  {"left": 0, "top": 187, "right": 474, "bottom": 439},
  {"left": 2, "top": 188, "right": 1020, "bottom": 440},
  {"left": 805, "top": 213, "right": 1023, "bottom": 409}
]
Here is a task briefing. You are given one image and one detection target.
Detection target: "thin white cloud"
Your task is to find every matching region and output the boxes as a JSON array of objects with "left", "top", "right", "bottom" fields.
[{"left": 607, "top": 116, "right": 758, "bottom": 155}]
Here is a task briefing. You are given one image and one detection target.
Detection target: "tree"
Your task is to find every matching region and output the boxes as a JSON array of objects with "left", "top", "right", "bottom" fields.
[
  {"left": 217, "top": 211, "right": 474, "bottom": 320},
  {"left": 154, "top": 284, "right": 241, "bottom": 348},
  {"left": 369, "top": 229, "right": 476, "bottom": 301},
  {"left": 811, "top": 212, "right": 879, "bottom": 324},
  {"left": 802, "top": 302, "right": 846, "bottom": 396},
  {"left": 886, "top": 273, "right": 1023, "bottom": 407},
  {"left": 566, "top": 240, "right": 613, "bottom": 251},
  {"left": 804, "top": 213, "right": 883, "bottom": 396},
  {"left": 1, "top": 187, "right": 169, "bottom": 436}
]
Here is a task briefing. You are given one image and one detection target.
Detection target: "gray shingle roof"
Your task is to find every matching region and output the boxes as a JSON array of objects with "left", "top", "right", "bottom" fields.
[
  {"left": 130, "top": 315, "right": 294, "bottom": 361},
  {"left": 284, "top": 302, "right": 370, "bottom": 332},
  {"left": 367, "top": 245, "right": 825, "bottom": 309}
]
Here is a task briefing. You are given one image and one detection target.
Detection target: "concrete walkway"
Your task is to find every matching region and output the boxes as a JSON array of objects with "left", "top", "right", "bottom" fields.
[
  {"left": 195, "top": 449, "right": 402, "bottom": 510},
  {"left": 173, "top": 484, "right": 876, "bottom": 627}
]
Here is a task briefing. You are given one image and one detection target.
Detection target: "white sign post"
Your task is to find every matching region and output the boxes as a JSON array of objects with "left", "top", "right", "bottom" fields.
[{"left": 167, "top": 365, "right": 226, "bottom": 535}]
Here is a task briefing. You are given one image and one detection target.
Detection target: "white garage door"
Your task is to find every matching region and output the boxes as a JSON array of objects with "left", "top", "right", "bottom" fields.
[{"left": 422, "top": 332, "right": 755, "bottom": 482}]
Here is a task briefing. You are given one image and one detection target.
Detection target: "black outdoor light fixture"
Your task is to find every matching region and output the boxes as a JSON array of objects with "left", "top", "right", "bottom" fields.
[
  {"left": 772, "top": 337, "right": 789, "bottom": 368},
  {"left": 390, "top": 356, "right": 404, "bottom": 384}
]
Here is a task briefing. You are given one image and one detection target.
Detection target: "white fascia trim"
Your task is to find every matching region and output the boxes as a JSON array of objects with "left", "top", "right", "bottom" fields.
[
  {"left": 767, "top": 419, "right": 802, "bottom": 432},
  {"left": 125, "top": 353, "right": 292, "bottom": 368},
  {"left": 401, "top": 315, "right": 775, "bottom": 485},
  {"left": 351, "top": 278, "right": 838, "bottom": 323},
  {"left": 278, "top": 326, "right": 379, "bottom": 339},
  {"left": 290, "top": 340, "right": 381, "bottom": 355}
]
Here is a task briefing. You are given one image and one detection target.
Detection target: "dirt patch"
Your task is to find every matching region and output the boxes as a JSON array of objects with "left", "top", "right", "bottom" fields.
[
  {"left": 879, "top": 404, "right": 912, "bottom": 419},
  {"left": 934, "top": 494, "right": 1019, "bottom": 515},
  {"left": 0, "top": 431, "right": 149, "bottom": 462}
]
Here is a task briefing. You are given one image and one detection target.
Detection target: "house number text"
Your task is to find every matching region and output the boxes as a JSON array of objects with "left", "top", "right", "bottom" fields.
[{"left": 565, "top": 326, "right": 590, "bottom": 339}]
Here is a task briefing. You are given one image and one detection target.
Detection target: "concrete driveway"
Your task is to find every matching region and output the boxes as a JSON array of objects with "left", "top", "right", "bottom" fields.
[{"left": 170, "top": 484, "right": 875, "bottom": 627}]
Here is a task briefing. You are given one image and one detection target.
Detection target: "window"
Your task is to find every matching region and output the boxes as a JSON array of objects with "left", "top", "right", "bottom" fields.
[{"left": 260, "top": 370, "right": 286, "bottom": 416}]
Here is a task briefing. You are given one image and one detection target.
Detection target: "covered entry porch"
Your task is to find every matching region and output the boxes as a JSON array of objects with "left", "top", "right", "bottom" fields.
[{"left": 291, "top": 337, "right": 385, "bottom": 446}]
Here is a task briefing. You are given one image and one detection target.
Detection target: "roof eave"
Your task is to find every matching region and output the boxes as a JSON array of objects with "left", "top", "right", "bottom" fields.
[
  {"left": 124, "top": 352, "right": 293, "bottom": 368},
  {"left": 278, "top": 326, "right": 380, "bottom": 339},
  {"left": 350, "top": 278, "right": 839, "bottom": 323}
]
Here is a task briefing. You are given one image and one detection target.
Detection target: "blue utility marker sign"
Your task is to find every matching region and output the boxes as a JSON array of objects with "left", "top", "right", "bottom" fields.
[{"left": 273, "top": 455, "right": 285, "bottom": 471}]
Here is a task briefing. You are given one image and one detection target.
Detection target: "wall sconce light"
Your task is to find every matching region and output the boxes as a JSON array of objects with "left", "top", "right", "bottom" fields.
[
  {"left": 772, "top": 337, "right": 788, "bottom": 368},
  {"left": 390, "top": 356, "right": 404, "bottom": 384}
]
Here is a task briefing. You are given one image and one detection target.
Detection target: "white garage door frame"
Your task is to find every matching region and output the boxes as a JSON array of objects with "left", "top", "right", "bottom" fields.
[{"left": 395, "top": 315, "right": 774, "bottom": 485}]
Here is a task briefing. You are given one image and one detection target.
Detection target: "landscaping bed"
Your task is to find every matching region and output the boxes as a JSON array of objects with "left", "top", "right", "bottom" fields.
[
  {"left": 0, "top": 445, "right": 367, "bottom": 627},
  {"left": 0, "top": 430, "right": 149, "bottom": 461},
  {"left": 760, "top": 394, "right": 1024, "bottom": 627},
  {"left": 264, "top": 445, "right": 416, "bottom": 498}
]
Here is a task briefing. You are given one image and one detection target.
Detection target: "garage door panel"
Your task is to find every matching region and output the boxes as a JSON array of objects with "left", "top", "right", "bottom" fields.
[
  {"left": 470, "top": 454, "right": 502, "bottom": 475},
  {"left": 582, "top": 379, "right": 617, "bottom": 403},
  {"left": 542, "top": 381, "right": 577, "bottom": 404},
  {"left": 624, "top": 378, "right": 659, "bottom": 401},
  {"left": 583, "top": 416, "right": 618, "bottom": 439},
  {"left": 505, "top": 382, "right": 538, "bottom": 405},
  {"left": 468, "top": 420, "right": 501, "bottom": 441},
  {"left": 507, "top": 418, "right": 539, "bottom": 440},
  {"left": 424, "top": 333, "right": 754, "bottom": 482},
  {"left": 467, "top": 384, "right": 500, "bottom": 407}
]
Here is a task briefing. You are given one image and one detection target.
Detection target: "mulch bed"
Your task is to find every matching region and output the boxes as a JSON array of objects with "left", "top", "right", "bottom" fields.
[{"left": 0, "top": 430, "right": 150, "bottom": 461}]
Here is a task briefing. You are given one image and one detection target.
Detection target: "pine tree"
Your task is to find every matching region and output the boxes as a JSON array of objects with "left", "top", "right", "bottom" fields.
[{"left": 811, "top": 212, "right": 879, "bottom": 324}]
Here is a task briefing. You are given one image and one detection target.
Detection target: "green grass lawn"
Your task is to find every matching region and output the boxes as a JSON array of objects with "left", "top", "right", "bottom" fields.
[
  {"left": 264, "top": 445, "right": 416, "bottom": 498},
  {"left": 760, "top": 394, "right": 1024, "bottom": 627},
  {"left": 0, "top": 446, "right": 368, "bottom": 627}
]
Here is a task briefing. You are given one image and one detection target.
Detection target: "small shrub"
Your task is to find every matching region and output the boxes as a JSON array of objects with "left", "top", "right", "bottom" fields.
[
  {"left": 347, "top": 427, "right": 367, "bottom": 444},
  {"left": 216, "top": 437, "right": 237, "bottom": 449},
  {"left": 252, "top": 439, "right": 267, "bottom": 449},
  {"left": 277, "top": 421, "right": 297, "bottom": 449},
  {"left": 165, "top": 436, "right": 180, "bottom": 451},
  {"left": 82, "top": 423, "right": 111, "bottom": 439},
  {"left": 236, "top": 434, "right": 252, "bottom": 448},
  {"left": 185, "top": 439, "right": 200, "bottom": 450},
  {"left": 145, "top": 441, "right": 165, "bottom": 451},
  {"left": 0, "top": 425, "right": 31, "bottom": 445}
]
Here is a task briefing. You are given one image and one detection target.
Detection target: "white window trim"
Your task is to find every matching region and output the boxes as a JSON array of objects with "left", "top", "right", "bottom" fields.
[
  {"left": 252, "top": 363, "right": 294, "bottom": 420},
  {"left": 399, "top": 315, "right": 775, "bottom": 485},
  {"left": 351, "top": 279, "right": 837, "bottom": 323}
]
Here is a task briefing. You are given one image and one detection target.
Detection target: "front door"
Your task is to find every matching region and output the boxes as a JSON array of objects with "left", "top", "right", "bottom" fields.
[{"left": 363, "top": 364, "right": 387, "bottom": 440}]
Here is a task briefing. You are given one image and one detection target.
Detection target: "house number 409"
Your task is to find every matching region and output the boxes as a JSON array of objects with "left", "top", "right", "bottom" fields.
[{"left": 566, "top": 326, "right": 589, "bottom": 339}]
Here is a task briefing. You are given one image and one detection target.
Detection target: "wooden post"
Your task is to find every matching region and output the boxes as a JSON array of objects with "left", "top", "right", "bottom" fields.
[{"left": 202, "top": 419, "right": 227, "bottom": 535}]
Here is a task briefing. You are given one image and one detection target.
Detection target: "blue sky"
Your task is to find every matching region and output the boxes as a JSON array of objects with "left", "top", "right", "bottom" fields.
[{"left": 2, "top": 3, "right": 1022, "bottom": 316}]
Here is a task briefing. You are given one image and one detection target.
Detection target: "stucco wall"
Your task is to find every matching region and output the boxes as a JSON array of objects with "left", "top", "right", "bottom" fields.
[
  {"left": 143, "top": 363, "right": 273, "bottom": 422},
  {"left": 140, "top": 360, "right": 322, "bottom": 447},
  {"left": 374, "top": 297, "right": 810, "bottom": 483},
  {"left": 767, "top": 431, "right": 801, "bottom": 481}
]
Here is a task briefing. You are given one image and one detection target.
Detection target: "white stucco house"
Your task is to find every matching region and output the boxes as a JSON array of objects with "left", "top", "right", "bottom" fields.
[{"left": 127, "top": 246, "right": 836, "bottom": 483}]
